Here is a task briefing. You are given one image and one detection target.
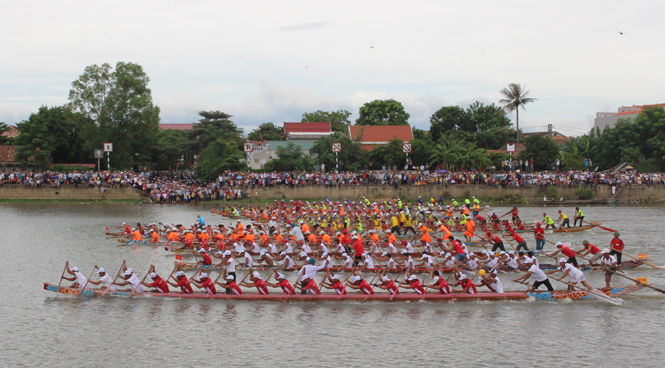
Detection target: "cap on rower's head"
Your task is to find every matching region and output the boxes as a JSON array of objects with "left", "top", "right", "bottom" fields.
[
  {"left": 558, "top": 258, "right": 567, "bottom": 264},
  {"left": 176, "top": 271, "right": 185, "bottom": 277},
  {"left": 614, "top": 232, "right": 620, "bottom": 237},
  {"left": 276, "top": 272, "right": 286, "bottom": 280},
  {"left": 555, "top": 242, "right": 563, "bottom": 247},
  {"left": 72, "top": 267, "right": 79, "bottom": 272},
  {"left": 409, "top": 275, "right": 418, "bottom": 281},
  {"left": 252, "top": 271, "right": 261, "bottom": 279},
  {"left": 225, "top": 275, "right": 235, "bottom": 280},
  {"left": 223, "top": 250, "right": 232, "bottom": 256},
  {"left": 97, "top": 268, "right": 106, "bottom": 274},
  {"left": 124, "top": 270, "right": 132, "bottom": 276},
  {"left": 352, "top": 276, "right": 361, "bottom": 282},
  {"left": 486, "top": 231, "right": 491, "bottom": 236},
  {"left": 381, "top": 276, "right": 390, "bottom": 282},
  {"left": 149, "top": 272, "right": 157, "bottom": 279},
  {"left": 583, "top": 240, "right": 589, "bottom": 245},
  {"left": 331, "top": 274, "right": 340, "bottom": 280},
  {"left": 308, "top": 258, "right": 316, "bottom": 264},
  {"left": 536, "top": 222, "right": 541, "bottom": 226}
]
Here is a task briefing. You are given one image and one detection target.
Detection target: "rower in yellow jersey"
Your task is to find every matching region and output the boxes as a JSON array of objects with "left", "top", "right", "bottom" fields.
[{"left": 556, "top": 210, "right": 570, "bottom": 229}]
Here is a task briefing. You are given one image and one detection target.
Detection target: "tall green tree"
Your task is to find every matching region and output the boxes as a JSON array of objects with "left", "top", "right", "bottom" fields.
[
  {"left": 367, "top": 139, "right": 407, "bottom": 168},
  {"left": 429, "top": 135, "right": 463, "bottom": 170},
  {"left": 15, "top": 106, "right": 89, "bottom": 167},
  {"left": 0, "top": 123, "right": 13, "bottom": 145},
  {"left": 247, "top": 122, "right": 284, "bottom": 141},
  {"left": 429, "top": 106, "right": 470, "bottom": 143},
  {"left": 263, "top": 142, "right": 314, "bottom": 171},
  {"left": 195, "top": 138, "right": 245, "bottom": 181},
  {"left": 152, "top": 129, "right": 190, "bottom": 170},
  {"left": 189, "top": 111, "right": 243, "bottom": 154},
  {"left": 310, "top": 132, "right": 365, "bottom": 172},
  {"left": 302, "top": 110, "right": 352, "bottom": 134},
  {"left": 356, "top": 99, "right": 410, "bottom": 126},
  {"left": 518, "top": 135, "right": 559, "bottom": 170},
  {"left": 69, "top": 62, "right": 160, "bottom": 169},
  {"left": 499, "top": 83, "right": 537, "bottom": 144}
]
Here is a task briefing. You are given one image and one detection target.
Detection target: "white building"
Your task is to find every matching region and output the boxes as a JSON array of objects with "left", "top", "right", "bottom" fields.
[{"left": 594, "top": 103, "right": 665, "bottom": 130}]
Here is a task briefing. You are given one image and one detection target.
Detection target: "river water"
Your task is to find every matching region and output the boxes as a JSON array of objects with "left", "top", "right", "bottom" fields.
[{"left": 1, "top": 203, "right": 664, "bottom": 367}]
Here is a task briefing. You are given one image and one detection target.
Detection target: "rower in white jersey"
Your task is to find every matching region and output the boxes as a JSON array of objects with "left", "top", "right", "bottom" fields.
[
  {"left": 341, "top": 253, "right": 354, "bottom": 269},
  {"left": 280, "top": 251, "right": 295, "bottom": 269},
  {"left": 114, "top": 269, "right": 144, "bottom": 292},
  {"left": 267, "top": 242, "right": 278, "bottom": 255},
  {"left": 547, "top": 258, "right": 593, "bottom": 291},
  {"left": 321, "top": 252, "right": 335, "bottom": 268},
  {"left": 62, "top": 263, "right": 90, "bottom": 291},
  {"left": 361, "top": 253, "right": 375, "bottom": 270},
  {"left": 88, "top": 267, "right": 117, "bottom": 291},
  {"left": 465, "top": 254, "right": 479, "bottom": 271},
  {"left": 504, "top": 252, "right": 520, "bottom": 270}
]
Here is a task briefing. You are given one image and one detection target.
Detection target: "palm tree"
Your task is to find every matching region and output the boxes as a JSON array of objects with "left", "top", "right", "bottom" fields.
[
  {"left": 499, "top": 83, "right": 537, "bottom": 144},
  {"left": 429, "top": 136, "right": 462, "bottom": 170}
]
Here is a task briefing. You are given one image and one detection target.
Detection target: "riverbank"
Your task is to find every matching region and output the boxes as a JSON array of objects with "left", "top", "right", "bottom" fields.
[{"left": 1, "top": 183, "right": 665, "bottom": 204}]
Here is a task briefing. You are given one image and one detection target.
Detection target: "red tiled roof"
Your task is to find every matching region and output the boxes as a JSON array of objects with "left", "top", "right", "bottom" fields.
[
  {"left": 284, "top": 122, "right": 331, "bottom": 134},
  {"left": 1, "top": 126, "right": 19, "bottom": 137},
  {"left": 522, "top": 131, "right": 569, "bottom": 143},
  {"left": 349, "top": 125, "right": 413, "bottom": 145},
  {"left": 0, "top": 145, "right": 31, "bottom": 162},
  {"left": 159, "top": 123, "right": 195, "bottom": 130},
  {"left": 616, "top": 103, "right": 665, "bottom": 116},
  {"left": 360, "top": 144, "right": 380, "bottom": 151}
]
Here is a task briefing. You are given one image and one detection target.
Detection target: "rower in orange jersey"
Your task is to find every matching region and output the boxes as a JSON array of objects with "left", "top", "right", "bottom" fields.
[
  {"left": 127, "top": 228, "right": 142, "bottom": 241},
  {"left": 149, "top": 229, "right": 160, "bottom": 242},
  {"left": 463, "top": 218, "right": 476, "bottom": 243},
  {"left": 236, "top": 220, "right": 245, "bottom": 238},
  {"left": 419, "top": 224, "right": 432, "bottom": 245},
  {"left": 301, "top": 222, "right": 310, "bottom": 234},
  {"left": 387, "top": 230, "right": 397, "bottom": 245},
  {"left": 439, "top": 221, "right": 453, "bottom": 241}
]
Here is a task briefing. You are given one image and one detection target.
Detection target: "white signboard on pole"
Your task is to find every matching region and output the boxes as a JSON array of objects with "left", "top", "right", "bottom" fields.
[
  {"left": 507, "top": 143, "right": 515, "bottom": 152},
  {"left": 402, "top": 143, "right": 412, "bottom": 153},
  {"left": 103, "top": 143, "right": 113, "bottom": 152},
  {"left": 332, "top": 143, "right": 342, "bottom": 153},
  {"left": 244, "top": 142, "right": 254, "bottom": 152}
]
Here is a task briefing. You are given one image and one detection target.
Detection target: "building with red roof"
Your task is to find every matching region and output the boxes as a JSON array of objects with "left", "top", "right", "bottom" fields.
[
  {"left": 284, "top": 122, "right": 331, "bottom": 141},
  {"left": 1, "top": 125, "right": 19, "bottom": 138},
  {"left": 348, "top": 125, "right": 413, "bottom": 151},
  {"left": 159, "top": 123, "right": 196, "bottom": 131},
  {"left": 594, "top": 103, "right": 665, "bottom": 130}
]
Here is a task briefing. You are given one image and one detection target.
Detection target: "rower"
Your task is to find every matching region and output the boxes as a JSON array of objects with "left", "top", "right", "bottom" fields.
[
  {"left": 114, "top": 269, "right": 144, "bottom": 292},
  {"left": 195, "top": 249, "right": 214, "bottom": 267},
  {"left": 88, "top": 267, "right": 117, "bottom": 291},
  {"left": 600, "top": 251, "right": 618, "bottom": 289},
  {"left": 576, "top": 240, "right": 603, "bottom": 266},
  {"left": 610, "top": 232, "right": 625, "bottom": 264},
  {"left": 548, "top": 242, "right": 579, "bottom": 267},
  {"left": 506, "top": 229, "right": 529, "bottom": 251},
  {"left": 556, "top": 210, "right": 570, "bottom": 229},
  {"left": 141, "top": 270, "right": 169, "bottom": 293},
  {"left": 320, "top": 273, "right": 347, "bottom": 295},
  {"left": 484, "top": 231, "right": 506, "bottom": 252},
  {"left": 453, "top": 270, "right": 477, "bottom": 294},
  {"left": 215, "top": 251, "right": 236, "bottom": 292},
  {"left": 573, "top": 207, "right": 584, "bottom": 227},
  {"left": 297, "top": 258, "right": 326, "bottom": 295},
  {"left": 398, "top": 274, "right": 427, "bottom": 295},
  {"left": 346, "top": 275, "right": 374, "bottom": 295},
  {"left": 62, "top": 263, "right": 90, "bottom": 291},
  {"left": 265, "top": 272, "right": 295, "bottom": 295},
  {"left": 548, "top": 258, "right": 592, "bottom": 291},
  {"left": 426, "top": 270, "right": 450, "bottom": 294},
  {"left": 189, "top": 272, "right": 216, "bottom": 294},
  {"left": 373, "top": 271, "right": 399, "bottom": 295},
  {"left": 512, "top": 259, "right": 554, "bottom": 292},
  {"left": 216, "top": 274, "right": 242, "bottom": 295},
  {"left": 542, "top": 213, "right": 555, "bottom": 230},
  {"left": 533, "top": 222, "right": 545, "bottom": 250},
  {"left": 240, "top": 271, "right": 269, "bottom": 295}
]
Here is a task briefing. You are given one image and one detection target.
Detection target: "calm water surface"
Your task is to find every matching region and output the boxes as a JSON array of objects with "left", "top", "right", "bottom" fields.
[{"left": 1, "top": 203, "right": 664, "bottom": 367}]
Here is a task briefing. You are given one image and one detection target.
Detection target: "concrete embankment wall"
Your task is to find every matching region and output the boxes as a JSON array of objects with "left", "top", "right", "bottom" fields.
[
  {"left": 256, "top": 184, "right": 665, "bottom": 203},
  {"left": 0, "top": 185, "right": 143, "bottom": 200}
]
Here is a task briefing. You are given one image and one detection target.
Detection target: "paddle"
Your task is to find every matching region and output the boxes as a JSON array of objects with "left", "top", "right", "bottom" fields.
[
  {"left": 616, "top": 250, "right": 661, "bottom": 270},
  {"left": 613, "top": 271, "right": 665, "bottom": 294},
  {"left": 102, "top": 260, "right": 126, "bottom": 297},
  {"left": 597, "top": 225, "right": 617, "bottom": 233},
  {"left": 82, "top": 265, "right": 99, "bottom": 291},
  {"left": 58, "top": 262, "right": 68, "bottom": 287},
  {"left": 549, "top": 277, "right": 623, "bottom": 306},
  {"left": 500, "top": 234, "right": 517, "bottom": 252}
]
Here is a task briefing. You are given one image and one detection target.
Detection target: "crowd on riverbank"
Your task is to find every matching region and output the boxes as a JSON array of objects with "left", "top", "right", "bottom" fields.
[{"left": 1, "top": 169, "right": 664, "bottom": 204}]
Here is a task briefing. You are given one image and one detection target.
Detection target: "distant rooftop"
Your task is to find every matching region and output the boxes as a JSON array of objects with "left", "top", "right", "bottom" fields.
[{"left": 159, "top": 123, "right": 196, "bottom": 131}]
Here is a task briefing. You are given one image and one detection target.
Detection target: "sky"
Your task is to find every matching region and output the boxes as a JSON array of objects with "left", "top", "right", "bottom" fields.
[{"left": 1, "top": 0, "right": 664, "bottom": 137}]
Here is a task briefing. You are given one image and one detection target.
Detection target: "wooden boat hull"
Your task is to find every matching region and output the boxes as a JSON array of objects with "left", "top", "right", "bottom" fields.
[
  {"left": 43, "top": 283, "right": 645, "bottom": 302},
  {"left": 552, "top": 224, "right": 599, "bottom": 233}
]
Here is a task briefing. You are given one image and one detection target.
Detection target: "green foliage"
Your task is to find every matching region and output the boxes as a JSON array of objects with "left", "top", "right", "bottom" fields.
[
  {"left": 561, "top": 152, "right": 585, "bottom": 170},
  {"left": 302, "top": 110, "right": 352, "bottom": 134},
  {"left": 310, "top": 132, "right": 365, "bottom": 172},
  {"left": 248, "top": 122, "right": 284, "bottom": 141},
  {"left": 190, "top": 111, "right": 243, "bottom": 154},
  {"left": 412, "top": 127, "right": 429, "bottom": 141},
  {"left": 356, "top": 99, "right": 410, "bottom": 126},
  {"left": 409, "top": 139, "right": 434, "bottom": 166},
  {"left": 519, "top": 135, "right": 559, "bottom": 170},
  {"left": 547, "top": 185, "right": 558, "bottom": 199},
  {"left": 367, "top": 139, "right": 408, "bottom": 168},
  {"left": 152, "top": 129, "right": 190, "bottom": 170},
  {"left": 69, "top": 62, "right": 160, "bottom": 169},
  {"left": 576, "top": 186, "right": 595, "bottom": 200},
  {"left": 263, "top": 142, "right": 313, "bottom": 171},
  {"left": 195, "top": 139, "right": 245, "bottom": 181},
  {"left": 429, "top": 135, "right": 490, "bottom": 170},
  {"left": 50, "top": 164, "right": 95, "bottom": 172},
  {"left": 0, "top": 123, "right": 13, "bottom": 145},
  {"left": 15, "top": 106, "right": 89, "bottom": 167},
  {"left": 429, "top": 102, "right": 513, "bottom": 149},
  {"left": 499, "top": 83, "right": 537, "bottom": 144},
  {"left": 635, "top": 159, "right": 660, "bottom": 172}
]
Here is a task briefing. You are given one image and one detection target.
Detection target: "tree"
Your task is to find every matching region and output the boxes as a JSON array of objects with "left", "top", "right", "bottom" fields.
[
  {"left": 474, "top": 126, "right": 517, "bottom": 150},
  {"left": 302, "top": 110, "right": 352, "bottom": 134},
  {"left": 367, "top": 139, "right": 407, "bottom": 168},
  {"left": 356, "top": 99, "right": 410, "bottom": 126},
  {"left": 195, "top": 139, "right": 245, "bottom": 181},
  {"left": 467, "top": 102, "right": 512, "bottom": 132},
  {"left": 152, "top": 129, "right": 190, "bottom": 170},
  {"left": 69, "top": 62, "right": 160, "bottom": 169},
  {"left": 310, "top": 132, "right": 365, "bottom": 172},
  {"left": 518, "top": 135, "right": 559, "bottom": 170},
  {"left": 429, "top": 135, "right": 463, "bottom": 170},
  {"left": 429, "top": 106, "right": 469, "bottom": 143},
  {"left": 428, "top": 102, "right": 512, "bottom": 147},
  {"left": 412, "top": 127, "right": 429, "bottom": 141},
  {"left": 263, "top": 142, "right": 314, "bottom": 171},
  {"left": 190, "top": 111, "right": 243, "bottom": 154},
  {"left": 15, "top": 106, "right": 89, "bottom": 168},
  {"left": 247, "top": 122, "right": 284, "bottom": 141},
  {"left": 0, "top": 123, "right": 13, "bottom": 145},
  {"left": 499, "top": 83, "right": 537, "bottom": 144}
]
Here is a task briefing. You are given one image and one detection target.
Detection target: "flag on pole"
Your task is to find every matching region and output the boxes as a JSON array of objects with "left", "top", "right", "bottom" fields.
[{"left": 176, "top": 255, "right": 182, "bottom": 260}]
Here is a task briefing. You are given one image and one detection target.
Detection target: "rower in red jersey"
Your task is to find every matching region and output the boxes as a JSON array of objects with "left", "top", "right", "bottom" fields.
[
  {"left": 240, "top": 271, "right": 270, "bottom": 295},
  {"left": 474, "top": 214, "right": 487, "bottom": 231},
  {"left": 374, "top": 273, "right": 399, "bottom": 295},
  {"left": 266, "top": 272, "right": 295, "bottom": 295},
  {"left": 195, "top": 249, "right": 214, "bottom": 266},
  {"left": 514, "top": 218, "right": 526, "bottom": 231},
  {"left": 321, "top": 273, "right": 347, "bottom": 295},
  {"left": 191, "top": 272, "right": 216, "bottom": 294},
  {"left": 141, "top": 267, "right": 169, "bottom": 293},
  {"left": 294, "top": 275, "right": 321, "bottom": 295},
  {"left": 167, "top": 271, "right": 193, "bottom": 294},
  {"left": 426, "top": 270, "right": 451, "bottom": 294},
  {"left": 453, "top": 270, "right": 478, "bottom": 294},
  {"left": 399, "top": 274, "right": 427, "bottom": 294},
  {"left": 216, "top": 274, "right": 243, "bottom": 295},
  {"left": 347, "top": 275, "right": 374, "bottom": 294}
]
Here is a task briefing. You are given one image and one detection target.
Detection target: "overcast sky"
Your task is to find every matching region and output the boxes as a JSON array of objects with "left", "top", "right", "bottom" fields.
[{"left": 1, "top": 0, "right": 663, "bottom": 137}]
